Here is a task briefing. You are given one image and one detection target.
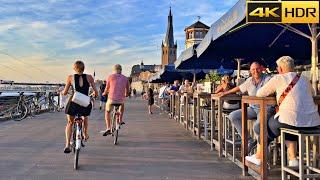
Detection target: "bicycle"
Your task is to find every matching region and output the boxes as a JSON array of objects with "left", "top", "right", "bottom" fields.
[
  {"left": 71, "top": 114, "right": 85, "bottom": 170},
  {"left": 110, "top": 104, "right": 122, "bottom": 145},
  {"left": 10, "top": 92, "right": 28, "bottom": 121}
]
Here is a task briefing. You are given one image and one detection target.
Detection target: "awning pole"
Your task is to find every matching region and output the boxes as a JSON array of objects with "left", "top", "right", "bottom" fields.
[
  {"left": 235, "top": 58, "right": 242, "bottom": 85},
  {"left": 311, "top": 23, "right": 318, "bottom": 95}
]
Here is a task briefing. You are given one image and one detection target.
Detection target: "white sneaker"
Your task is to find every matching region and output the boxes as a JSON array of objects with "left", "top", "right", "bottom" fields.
[
  {"left": 288, "top": 159, "right": 299, "bottom": 167},
  {"left": 245, "top": 154, "right": 261, "bottom": 166}
]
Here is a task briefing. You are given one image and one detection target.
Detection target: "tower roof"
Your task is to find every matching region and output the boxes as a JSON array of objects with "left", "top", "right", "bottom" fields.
[
  {"left": 163, "top": 7, "right": 175, "bottom": 47},
  {"left": 185, "top": 21, "right": 210, "bottom": 31}
]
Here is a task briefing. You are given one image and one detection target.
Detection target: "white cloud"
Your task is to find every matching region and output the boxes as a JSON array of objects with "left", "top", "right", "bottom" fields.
[
  {"left": 30, "top": 21, "right": 48, "bottom": 29},
  {"left": 56, "top": 19, "right": 78, "bottom": 25},
  {"left": 65, "top": 39, "right": 96, "bottom": 49},
  {"left": 0, "top": 22, "right": 19, "bottom": 34}
]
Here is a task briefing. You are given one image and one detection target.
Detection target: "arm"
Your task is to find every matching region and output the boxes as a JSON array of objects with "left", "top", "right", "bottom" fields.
[
  {"left": 125, "top": 79, "right": 130, "bottom": 97},
  {"left": 62, "top": 75, "right": 72, "bottom": 96},
  {"left": 221, "top": 86, "right": 240, "bottom": 96},
  {"left": 87, "top": 75, "right": 98, "bottom": 97},
  {"left": 214, "top": 84, "right": 224, "bottom": 94},
  {"left": 102, "top": 78, "right": 110, "bottom": 96},
  {"left": 256, "top": 77, "right": 277, "bottom": 97}
]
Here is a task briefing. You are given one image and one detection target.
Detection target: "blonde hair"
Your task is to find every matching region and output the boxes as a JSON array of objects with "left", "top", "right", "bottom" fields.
[
  {"left": 221, "top": 75, "right": 230, "bottom": 83},
  {"left": 113, "top": 64, "right": 122, "bottom": 73},
  {"left": 73, "top": 60, "right": 85, "bottom": 73},
  {"left": 276, "top": 56, "right": 295, "bottom": 71}
]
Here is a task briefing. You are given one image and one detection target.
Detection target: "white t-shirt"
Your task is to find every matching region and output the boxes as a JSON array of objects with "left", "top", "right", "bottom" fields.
[
  {"left": 257, "top": 72, "right": 320, "bottom": 127},
  {"left": 159, "top": 86, "right": 168, "bottom": 99}
]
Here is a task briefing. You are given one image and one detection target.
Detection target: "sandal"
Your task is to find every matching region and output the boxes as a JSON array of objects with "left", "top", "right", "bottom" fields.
[
  {"left": 84, "top": 135, "right": 89, "bottom": 141},
  {"left": 64, "top": 147, "right": 71, "bottom": 154}
]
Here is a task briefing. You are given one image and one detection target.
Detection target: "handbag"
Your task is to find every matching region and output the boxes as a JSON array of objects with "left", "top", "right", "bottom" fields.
[
  {"left": 71, "top": 75, "right": 90, "bottom": 107},
  {"left": 275, "top": 74, "right": 300, "bottom": 113}
]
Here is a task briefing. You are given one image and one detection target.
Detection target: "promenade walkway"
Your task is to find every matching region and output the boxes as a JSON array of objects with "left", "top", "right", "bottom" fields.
[{"left": 0, "top": 98, "right": 251, "bottom": 180}]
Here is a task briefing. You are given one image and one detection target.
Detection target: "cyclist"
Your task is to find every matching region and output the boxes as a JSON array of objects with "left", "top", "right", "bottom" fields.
[
  {"left": 62, "top": 60, "right": 98, "bottom": 153},
  {"left": 102, "top": 64, "right": 130, "bottom": 136}
]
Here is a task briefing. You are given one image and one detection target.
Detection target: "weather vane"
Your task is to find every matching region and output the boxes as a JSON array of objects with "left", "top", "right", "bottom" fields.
[{"left": 197, "top": 16, "right": 201, "bottom": 21}]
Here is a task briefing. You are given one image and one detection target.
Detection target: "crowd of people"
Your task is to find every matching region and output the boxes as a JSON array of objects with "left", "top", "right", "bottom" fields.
[
  {"left": 148, "top": 56, "right": 320, "bottom": 168},
  {"left": 61, "top": 56, "right": 320, "bottom": 169}
]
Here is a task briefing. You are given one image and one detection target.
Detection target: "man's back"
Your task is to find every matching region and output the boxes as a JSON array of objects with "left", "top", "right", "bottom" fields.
[{"left": 107, "top": 73, "right": 129, "bottom": 103}]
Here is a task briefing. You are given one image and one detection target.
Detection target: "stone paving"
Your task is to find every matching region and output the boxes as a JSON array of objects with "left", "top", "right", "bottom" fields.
[{"left": 0, "top": 98, "right": 252, "bottom": 180}]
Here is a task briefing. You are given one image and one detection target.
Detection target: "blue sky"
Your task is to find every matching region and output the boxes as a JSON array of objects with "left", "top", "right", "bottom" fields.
[{"left": 0, "top": 0, "right": 237, "bottom": 83}]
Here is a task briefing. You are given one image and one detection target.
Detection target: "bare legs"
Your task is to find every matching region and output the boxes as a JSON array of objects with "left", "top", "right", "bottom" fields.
[
  {"left": 255, "top": 140, "right": 296, "bottom": 160},
  {"left": 65, "top": 115, "right": 75, "bottom": 148},
  {"left": 105, "top": 111, "right": 111, "bottom": 130},
  {"left": 148, "top": 105, "right": 153, "bottom": 114},
  {"left": 83, "top": 116, "right": 89, "bottom": 140}
]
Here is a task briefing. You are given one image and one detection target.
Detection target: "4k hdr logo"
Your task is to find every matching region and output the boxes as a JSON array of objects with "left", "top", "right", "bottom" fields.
[{"left": 246, "top": 0, "right": 319, "bottom": 23}]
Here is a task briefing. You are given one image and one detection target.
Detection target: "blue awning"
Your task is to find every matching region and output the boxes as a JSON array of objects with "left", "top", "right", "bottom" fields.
[
  {"left": 196, "top": 0, "right": 319, "bottom": 68},
  {"left": 175, "top": 44, "right": 232, "bottom": 70},
  {"left": 196, "top": 0, "right": 246, "bottom": 57},
  {"left": 149, "top": 65, "right": 206, "bottom": 83}
]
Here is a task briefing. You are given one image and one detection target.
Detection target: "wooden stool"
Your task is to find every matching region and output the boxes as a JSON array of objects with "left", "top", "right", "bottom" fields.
[
  {"left": 281, "top": 127, "right": 320, "bottom": 180},
  {"left": 223, "top": 110, "right": 241, "bottom": 162}
]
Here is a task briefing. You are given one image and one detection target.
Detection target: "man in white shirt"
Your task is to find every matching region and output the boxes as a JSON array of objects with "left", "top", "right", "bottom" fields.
[
  {"left": 219, "top": 62, "right": 273, "bottom": 152},
  {"left": 246, "top": 56, "right": 320, "bottom": 167}
]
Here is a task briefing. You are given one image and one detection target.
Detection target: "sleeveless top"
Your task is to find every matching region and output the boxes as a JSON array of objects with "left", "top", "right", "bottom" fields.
[{"left": 74, "top": 74, "right": 90, "bottom": 95}]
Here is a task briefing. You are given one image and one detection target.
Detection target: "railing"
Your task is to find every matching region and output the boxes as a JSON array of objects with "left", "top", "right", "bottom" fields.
[{"left": 0, "top": 83, "right": 63, "bottom": 121}]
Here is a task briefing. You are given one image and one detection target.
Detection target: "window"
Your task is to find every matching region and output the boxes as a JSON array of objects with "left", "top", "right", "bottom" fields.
[{"left": 195, "top": 31, "right": 201, "bottom": 39}]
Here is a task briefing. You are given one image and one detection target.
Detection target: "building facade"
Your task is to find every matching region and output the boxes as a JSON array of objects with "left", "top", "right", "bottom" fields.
[
  {"left": 185, "top": 20, "right": 210, "bottom": 49},
  {"left": 161, "top": 7, "right": 177, "bottom": 67},
  {"left": 130, "top": 62, "right": 162, "bottom": 93}
]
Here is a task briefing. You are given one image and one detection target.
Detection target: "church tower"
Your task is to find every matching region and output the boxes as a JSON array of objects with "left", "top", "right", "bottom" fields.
[{"left": 161, "top": 7, "right": 177, "bottom": 67}]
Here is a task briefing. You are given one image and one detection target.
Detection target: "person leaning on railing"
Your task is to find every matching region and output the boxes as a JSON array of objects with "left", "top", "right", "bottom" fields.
[
  {"left": 245, "top": 56, "right": 320, "bottom": 167},
  {"left": 215, "top": 75, "right": 239, "bottom": 110}
]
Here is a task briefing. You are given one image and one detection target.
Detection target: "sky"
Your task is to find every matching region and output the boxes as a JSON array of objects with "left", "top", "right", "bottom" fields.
[{"left": 0, "top": 0, "right": 238, "bottom": 83}]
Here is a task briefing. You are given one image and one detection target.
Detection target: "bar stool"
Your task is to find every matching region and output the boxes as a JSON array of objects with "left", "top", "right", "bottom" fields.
[
  {"left": 179, "top": 102, "right": 184, "bottom": 125},
  {"left": 223, "top": 109, "right": 241, "bottom": 162},
  {"left": 187, "top": 101, "right": 194, "bottom": 131},
  {"left": 281, "top": 127, "right": 320, "bottom": 180},
  {"left": 202, "top": 105, "right": 211, "bottom": 140}
]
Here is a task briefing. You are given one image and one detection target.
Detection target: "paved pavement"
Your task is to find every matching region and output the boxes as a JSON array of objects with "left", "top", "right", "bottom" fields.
[{"left": 0, "top": 98, "right": 252, "bottom": 180}]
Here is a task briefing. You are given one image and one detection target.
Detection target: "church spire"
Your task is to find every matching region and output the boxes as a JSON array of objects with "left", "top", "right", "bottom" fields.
[{"left": 164, "top": 7, "right": 174, "bottom": 47}]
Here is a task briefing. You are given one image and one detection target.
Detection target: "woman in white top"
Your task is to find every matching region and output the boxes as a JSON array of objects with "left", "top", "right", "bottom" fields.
[{"left": 246, "top": 56, "right": 320, "bottom": 167}]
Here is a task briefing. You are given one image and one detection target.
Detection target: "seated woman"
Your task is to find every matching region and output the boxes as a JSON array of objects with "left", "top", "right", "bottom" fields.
[
  {"left": 215, "top": 75, "right": 239, "bottom": 110},
  {"left": 246, "top": 56, "right": 320, "bottom": 166}
]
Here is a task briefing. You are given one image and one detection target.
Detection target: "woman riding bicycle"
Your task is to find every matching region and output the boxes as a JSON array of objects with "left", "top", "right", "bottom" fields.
[{"left": 62, "top": 60, "right": 98, "bottom": 153}]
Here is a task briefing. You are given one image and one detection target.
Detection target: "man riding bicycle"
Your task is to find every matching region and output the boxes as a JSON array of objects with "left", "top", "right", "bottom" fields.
[{"left": 102, "top": 64, "right": 130, "bottom": 136}]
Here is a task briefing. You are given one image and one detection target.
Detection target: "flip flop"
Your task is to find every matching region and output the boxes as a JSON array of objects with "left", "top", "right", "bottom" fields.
[
  {"left": 84, "top": 135, "right": 89, "bottom": 141},
  {"left": 64, "top": 147, "right": 71, "bottom": 154}
]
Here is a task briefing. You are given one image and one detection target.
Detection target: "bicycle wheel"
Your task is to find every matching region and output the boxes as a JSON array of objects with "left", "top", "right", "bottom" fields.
[
  {"left": 18, "top": 103, "right": 28, "bottom": 120},
  {"left": 72, "top": 124, "right": 76, "bottom": 154},
  {"left": 112, "top": 111, "right": 119, "bottom": 145},
  {"left": 113, "top": 128, "right": 118, "bottom": 145},
  {"left": 74, "top": 149, "right": 80, "bottom": 170},
  {"left": 12, "top": 103, "right": 28, "bottom": 121},
  {"left": 29, "top": 102, "right": 37, "bottom": 117}
]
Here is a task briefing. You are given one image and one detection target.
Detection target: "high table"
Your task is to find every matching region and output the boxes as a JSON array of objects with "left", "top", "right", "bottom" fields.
[
  {"left": 193, "top": 92, "right": 211, "bottom": 139},
  {"left": 180, "top": 92, "right": 193, "bottom": 129},
  {"left": 211, "top": 94, "right": 242, "bottom": 157},
  {"left": 241, "top": 96, "right": 320, "bottom": 180}
]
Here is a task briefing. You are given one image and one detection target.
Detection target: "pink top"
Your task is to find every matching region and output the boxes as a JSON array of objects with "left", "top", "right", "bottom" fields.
[{"left": 106, "top": 73, "right": 129, "bottom": 103}]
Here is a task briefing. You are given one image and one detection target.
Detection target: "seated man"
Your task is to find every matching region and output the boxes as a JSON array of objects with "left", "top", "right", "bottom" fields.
[
  {"left": 219, "top": 62, "right": 274, "bottom": 152},
  {"left": 246, "top": 56, "right": 320, "bottom": 166}
]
